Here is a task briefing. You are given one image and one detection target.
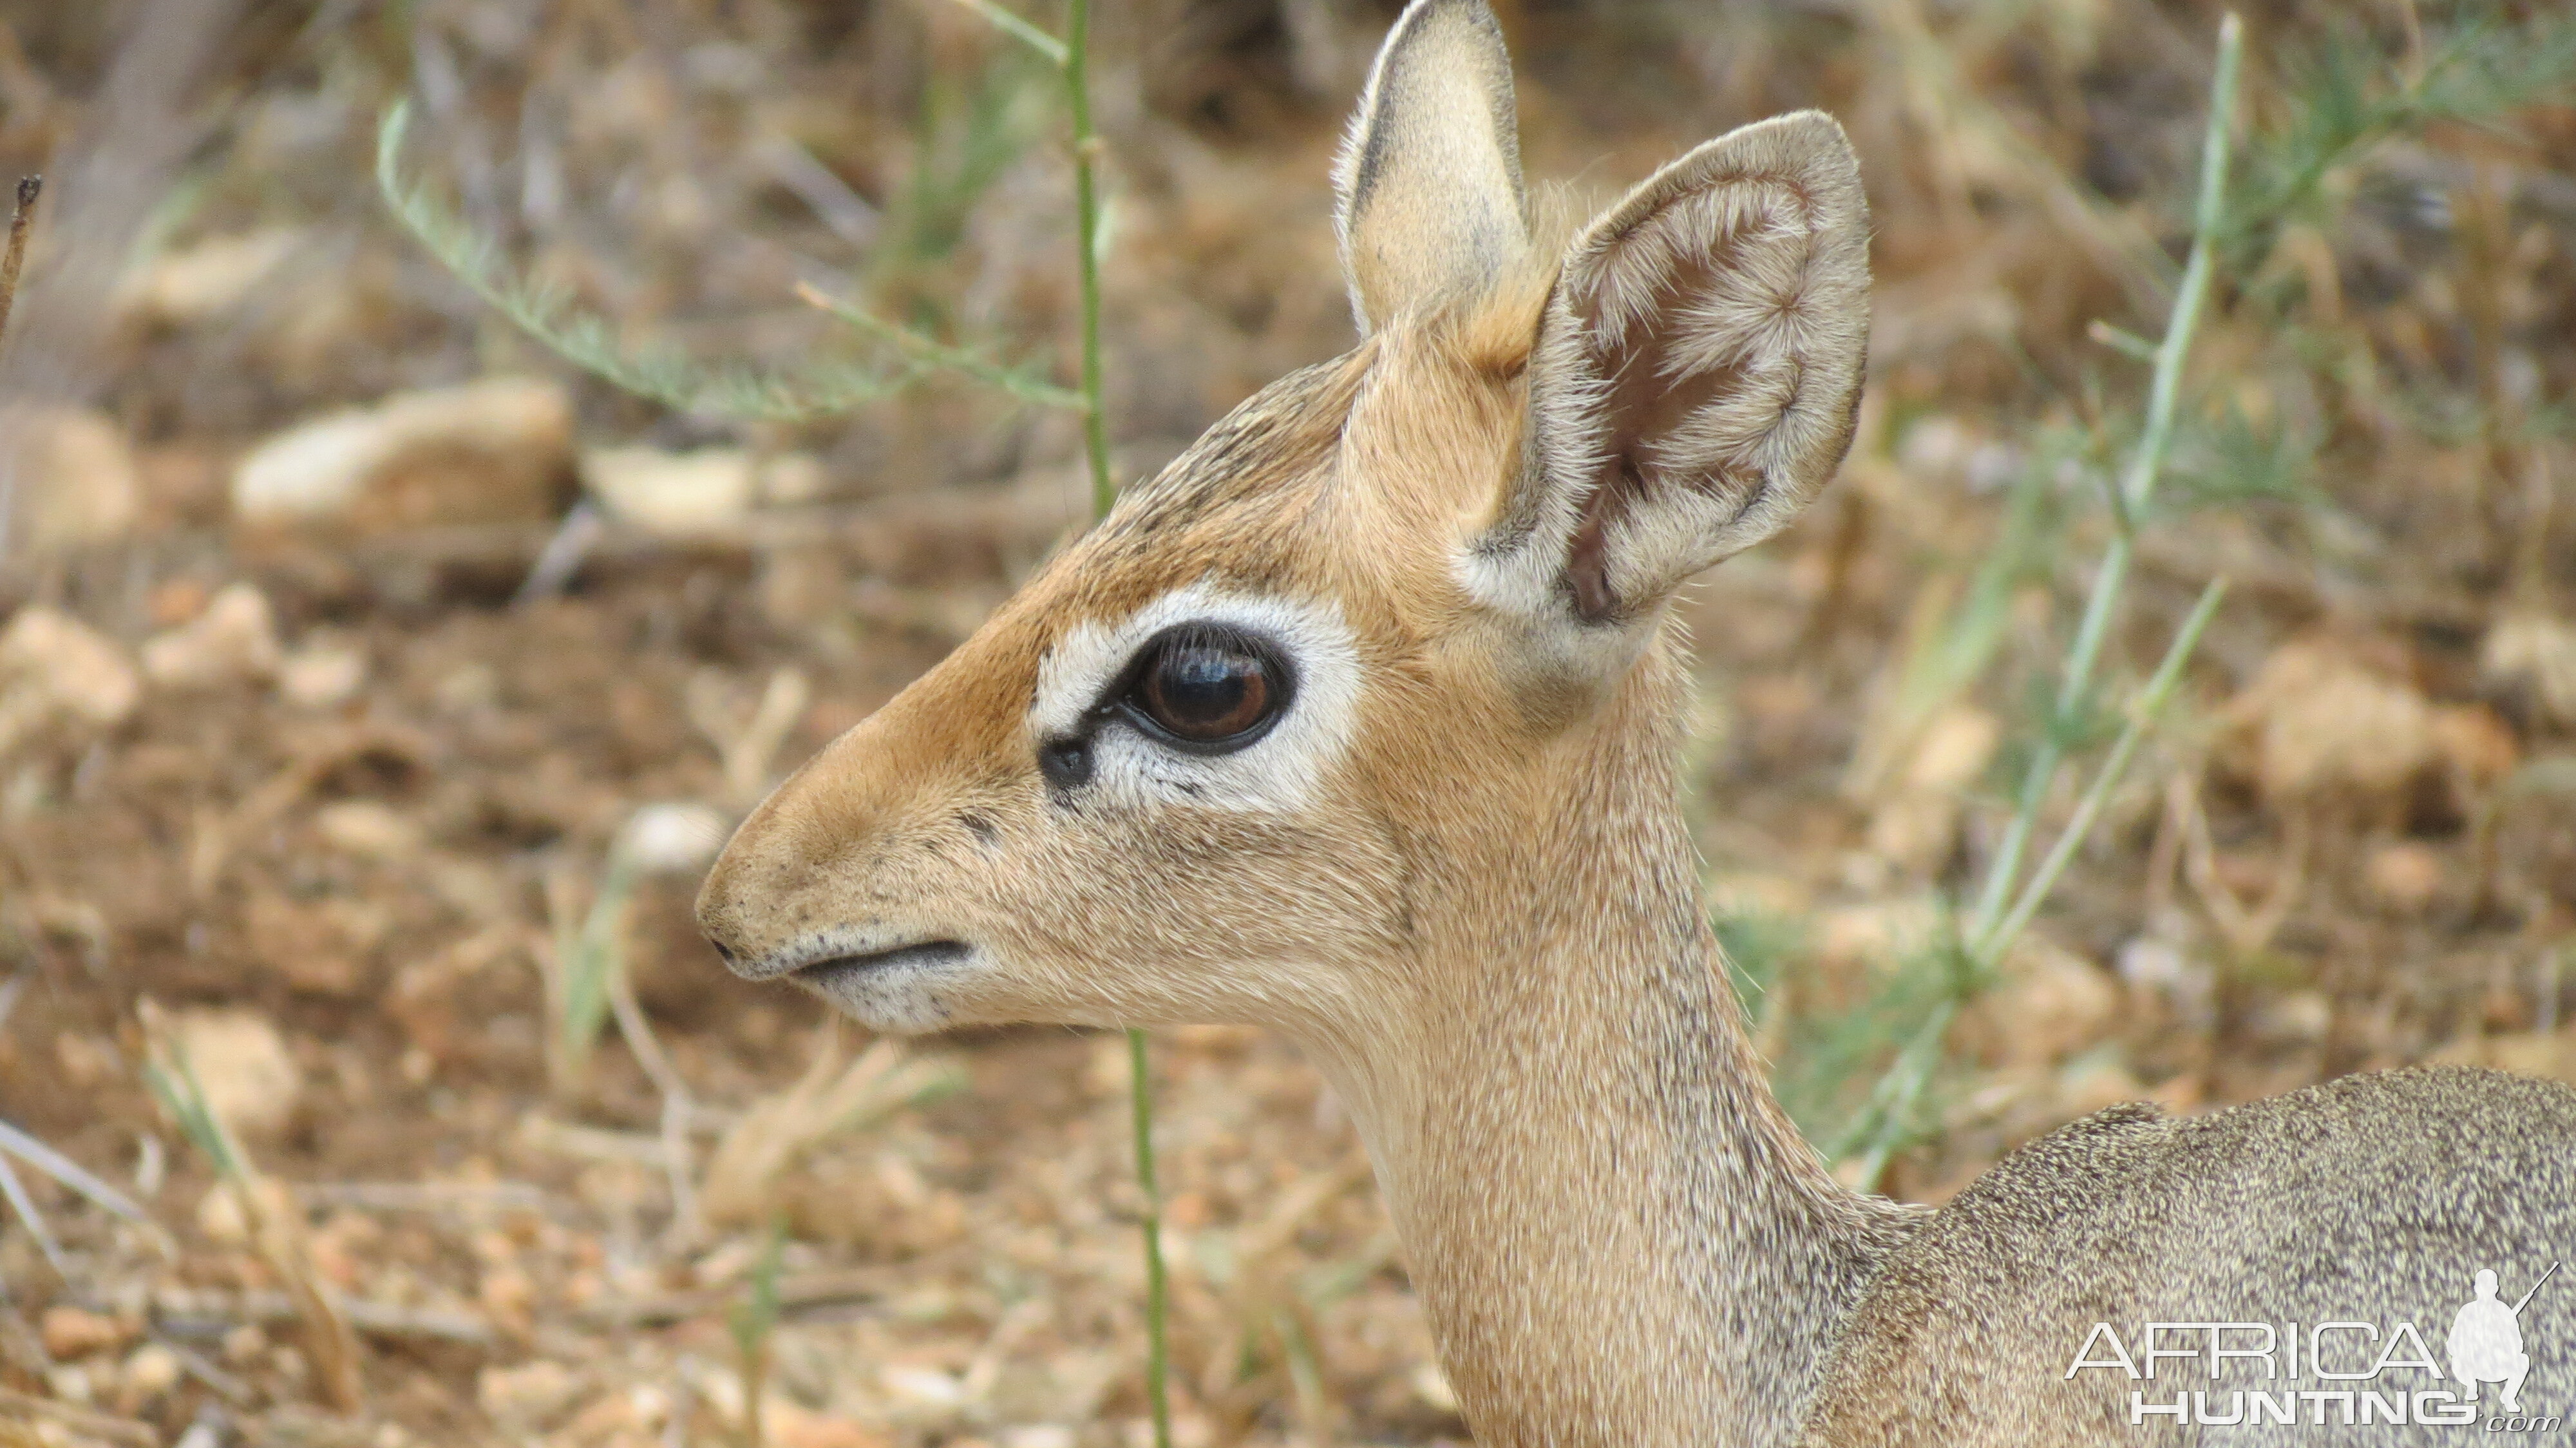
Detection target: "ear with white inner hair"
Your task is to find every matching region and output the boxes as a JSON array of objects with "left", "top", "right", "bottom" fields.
[
  {"left": 1333, "top": 0, "right": 1528, "bottom": 336},
  {"left": 1468, "top": 110, "right": 1871, "bottom": 627}
]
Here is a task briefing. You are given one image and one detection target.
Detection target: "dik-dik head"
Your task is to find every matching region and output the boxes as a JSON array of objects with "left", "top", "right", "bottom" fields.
[{"left": 697, "top": 0, "right": 1870, "bottom": 1042}]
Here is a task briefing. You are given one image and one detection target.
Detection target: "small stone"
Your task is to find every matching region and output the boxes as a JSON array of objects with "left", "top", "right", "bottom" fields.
[
  {"left": 166, "top": 1007, "right": 299, "bottom": 1136},
  {"left": 141, "top": 583, "right": 282, "bottom": 689},
  {"left": 231, "top": 377, "right": 574, "bottom": 533},
  {"left": 1982, "top": 943, "right": 2119, "bottom": 1067},
  {"left": 2364, "top": 841, "right": 2444, "bottom": 913},
  {"left": 1, "top": 405, "right": 141, "bottom": 553},
  {"left": 118, "top": 1342, "right": 182, "bottom": 1403},
  {"left": 278, "top": 641, "right": 368, "bottom": 710},
  {"left": 770, "top": 1402, "right": 894, "bottom": 1448},
  {"left": 882, "top": 1364, "right": 968, "bottom": 1411},
  {"left": 0, "top": 607, "right": 141, "bottom": 756},
  {"left": 476, "top": 1359, "right": 583, "bottom": 1430},
  {"left": 196, "top": 1181, "right": 251, "bottom": 1246},
  {"left": 40, "top": 1304, "right": 132, "bottom": 1360},
  {"left": 2482, "top": 612, "right": 2576, "bottom": 727},
  {"left": 118, "top": 229, "right": 300, "bottom": 326},
  {"left": 618, "top": 801, "right": 730, "bottom": 874},
  {"left": 2233, "top": 640, "right": 2434, "bottom": 804},
  {"left": 313, "top": 800, "right": 422, "bottom": 861},
  {"left": 582, "top": 446, "right": 757, "bottom": 538}
]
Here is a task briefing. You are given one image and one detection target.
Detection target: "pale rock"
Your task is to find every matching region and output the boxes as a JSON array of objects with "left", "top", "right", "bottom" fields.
[
  {"left": 2, "top": 405, "right": 141, "bottom": 552},
  {"left": 40, "top": 1304, "right": 131, "bottom": 1360},
  {"left": 231, "top": 377, "right": 573, "bottom": 532},
  {"left": 2481, "top": 612, "right": 2576, "bottom": 728},
  {"left": 278, "top": 640, "right": 368, "bottom": 709},
  {"left": 477, "top": 1359, "right": 584, "bottom": 1430},
  {"left": 167, "top": 1007, "right": 299, "bottom": 1136},
  {"left": 2430, "top": 702, "right": 2520, "bottom": 787},
  {"left": 194, "top": 1181, "right": 251, "bottom": 1246},
  {"left": 118, "top": 229, "right": 300, "bottom": 326},
  {"left": 2233, "top": 640, "right": 2434, "bottom": 803},
  {"left": 2363, "top": 841, "right": 2444, "bottom": 913},
  {"left": 1982, "top": 942, "right": 2119, "bottom": 1067},
  {"left": 882, "top": 1364, "right": 969, "bottom": 1413},
  {"left": 619, "top": 801, "right": 730, "bottom": 874},
  {"left": 141, "top": 583, "right": 281, "bottom": 689},
  {"left": 769, "top": 1402, "right": 893, "bottom": 1448},
  {"left": 44, "top": 1362, "right": 94, "bottom": 1406},
  {"left": 313, "top": 800, "right": 422, "bottom": 861},
  {"left": 582, "top": 446, "right": 825, "bottom": 537},
  {"left": 0, "top": 607, "right": 141, "bottom": 756},
  {"left": 118, "top": 1342, "right": 182, "bottom": 1402},
  {"left": 1864, "top": 704, "right": 2000, "bottom": 872}
]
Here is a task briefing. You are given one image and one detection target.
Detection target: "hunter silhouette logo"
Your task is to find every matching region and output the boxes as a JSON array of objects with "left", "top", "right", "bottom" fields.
[
  {"left": 2450, "top": 1264, "right": 2556, "bottom": 1415},
  {"left": 2064, "top": 1261, "right": 2562, "bottom": 1429}
]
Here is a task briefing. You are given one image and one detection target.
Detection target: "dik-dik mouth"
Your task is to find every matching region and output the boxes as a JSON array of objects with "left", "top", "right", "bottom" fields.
[
  {"left": 712, "top": 932, "right": 973, "bottom": 985},
  {"left": 793, "top": 940, "right": 974, "bottom": 991}
]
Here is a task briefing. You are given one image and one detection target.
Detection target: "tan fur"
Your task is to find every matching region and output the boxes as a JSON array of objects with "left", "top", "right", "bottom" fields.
[{"left": 701, "top": 5, "right": 2576, "bottom": 1444}]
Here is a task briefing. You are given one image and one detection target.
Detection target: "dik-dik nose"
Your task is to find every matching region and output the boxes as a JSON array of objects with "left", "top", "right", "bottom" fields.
[
  {"left": 694, "top": 826, "right": 788, "bottom": 980},
  {"left": 692, "top": 770, "right": 855, "bottom": 982}
]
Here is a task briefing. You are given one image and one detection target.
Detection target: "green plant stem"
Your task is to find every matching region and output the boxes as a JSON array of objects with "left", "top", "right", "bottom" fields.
[
  {"left": 1844, "top": 17, "right": 2245, "bottom": 1188},
  {"left": 1966, "top": 12, "right": 2242, "bottom": 946},
  {"left": 1066, "top": 0, "right": 1115, "bottom": 521},
  {"left": 1128, "top": 1027, "right": 1174, "bottom": 1448},
  {"left": 1051, "top": 5, "right": 1170, "bottom": 1442}
]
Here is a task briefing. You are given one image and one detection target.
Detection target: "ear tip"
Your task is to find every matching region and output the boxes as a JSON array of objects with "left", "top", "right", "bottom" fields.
[{"left": 1694, "top": 110, "right": 1868, "bottom": 223}]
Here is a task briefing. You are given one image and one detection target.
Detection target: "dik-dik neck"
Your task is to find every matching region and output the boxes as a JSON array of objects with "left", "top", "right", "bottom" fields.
[{"left": 1309, "top": 650, "right": 1918, "bottom": 1448}]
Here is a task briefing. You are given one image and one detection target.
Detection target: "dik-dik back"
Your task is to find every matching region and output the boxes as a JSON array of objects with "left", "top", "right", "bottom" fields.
[{"left": 1810, "top": 1067, "right": 2576, "bottom": 1446}]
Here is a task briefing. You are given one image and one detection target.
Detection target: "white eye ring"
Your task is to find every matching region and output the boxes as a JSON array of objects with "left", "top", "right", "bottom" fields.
[{"left": 1030, "top": 585, "right": 1361, "bottom": 814}]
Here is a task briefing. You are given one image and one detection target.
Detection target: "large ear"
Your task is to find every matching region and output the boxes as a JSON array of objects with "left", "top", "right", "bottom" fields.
[
  {"left": 1333, "top": 0, "right": 1528, "bottom": 336},
  {"left": 1468, "top": 111, "right": 1870, "bottom": 627}
]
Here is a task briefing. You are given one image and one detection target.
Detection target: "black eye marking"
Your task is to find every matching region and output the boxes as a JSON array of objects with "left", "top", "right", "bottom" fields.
[
  {"left": 1110, "top": 622, "right": 1294, "bottom": 754},
  {"left": 1037, "top": 736, "right": 1094, "bottom": 794}
]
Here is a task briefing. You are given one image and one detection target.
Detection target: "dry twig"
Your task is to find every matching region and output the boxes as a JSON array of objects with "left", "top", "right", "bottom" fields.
[{"left": 0, "top": 176, "right": 37, "bottom": 349}]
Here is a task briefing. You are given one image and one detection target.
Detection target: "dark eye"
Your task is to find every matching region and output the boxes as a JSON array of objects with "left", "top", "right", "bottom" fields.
[{"left": 1120, "top": 627, "right": 1292, "bottom": 749}]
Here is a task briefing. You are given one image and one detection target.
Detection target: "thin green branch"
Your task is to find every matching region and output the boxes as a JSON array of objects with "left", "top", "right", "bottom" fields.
[
  {"left": 379, "top": 104, "right": 1056, "bottom": 423},
  {"left": 1982, "top": 578, "right": 2228, "bottom": 962},
  {"left": 1966, "top": 13, "right": 2242, "bottom": 946},
  {"left": 796, "top": 281, "right": 1081, "bottom": 408}
]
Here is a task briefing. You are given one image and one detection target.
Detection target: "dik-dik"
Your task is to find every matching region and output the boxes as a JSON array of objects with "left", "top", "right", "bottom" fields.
[{"left": 699, "top": 2, "right": 2576, "bottom": 1442}]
